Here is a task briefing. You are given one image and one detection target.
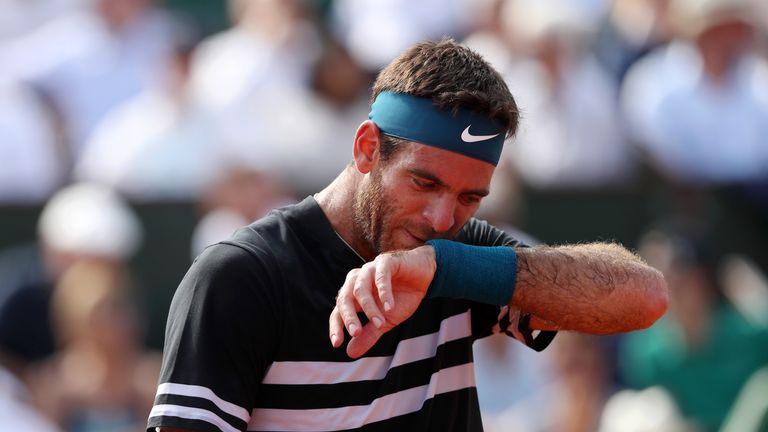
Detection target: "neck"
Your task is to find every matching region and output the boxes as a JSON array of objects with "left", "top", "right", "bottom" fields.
[{"left": 314, "top": 165, "right": 374, "bottom": 261}]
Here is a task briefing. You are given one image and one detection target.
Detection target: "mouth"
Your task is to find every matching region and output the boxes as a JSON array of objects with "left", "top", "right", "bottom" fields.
[{"left": 405, "top": 230, "right": 426, "bottom": 245}]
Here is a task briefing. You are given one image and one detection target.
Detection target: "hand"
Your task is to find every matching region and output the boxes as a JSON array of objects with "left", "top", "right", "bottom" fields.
[{"left": 329, "top": 245, "right": 436, "bottom": 358}]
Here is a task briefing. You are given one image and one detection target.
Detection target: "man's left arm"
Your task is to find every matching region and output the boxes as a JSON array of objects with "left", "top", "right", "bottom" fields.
[
  {"left": 512, "top": 243, "right": 668, "bottom": 334},
  {"left": 329, "top": 242, "right": 668, "bottom": 358}
]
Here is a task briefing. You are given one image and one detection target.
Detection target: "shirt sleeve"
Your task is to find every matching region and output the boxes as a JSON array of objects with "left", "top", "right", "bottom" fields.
[{"left": 147, "top": 241, "right": 283, "bottom": 432}]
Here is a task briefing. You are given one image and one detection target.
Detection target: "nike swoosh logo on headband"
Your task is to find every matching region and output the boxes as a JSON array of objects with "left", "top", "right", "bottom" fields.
[{"left": 461, "top": 125, "right": 500, "bottom": 143}]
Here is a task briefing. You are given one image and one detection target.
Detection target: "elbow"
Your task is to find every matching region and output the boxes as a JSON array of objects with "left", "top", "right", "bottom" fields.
[{"left": 636, "top": 269, "right": 669, "bottom": 329}]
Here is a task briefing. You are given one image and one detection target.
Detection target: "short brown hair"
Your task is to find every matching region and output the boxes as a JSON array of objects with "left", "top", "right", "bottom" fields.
[{"left": 372, "top": 39, "right": 519, "bottom": 137}]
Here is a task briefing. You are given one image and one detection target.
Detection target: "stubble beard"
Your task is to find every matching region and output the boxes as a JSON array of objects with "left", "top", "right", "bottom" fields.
[{"left": 352, "top": 168, "right": 389, "bottom": 257}]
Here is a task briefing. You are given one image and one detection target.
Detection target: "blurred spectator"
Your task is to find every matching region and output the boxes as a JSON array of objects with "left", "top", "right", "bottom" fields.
[
  {"left": 0, "top": 0, "right": 85, "bottom": 42},
  {"left": 478, "top": 332, "right": 615, "bottom": 432},
  {"left": 473, "top": 333, "right": 557, "bottom": 432},
  {"left": 37, "top": 183, "right": 142, "bottom": 275},
  {"left": 0, "top": 73, "right": 62, "bottom": 203},
  {"left": 0, "top": 182, "right": 142, "bottom": 300},
  {"left": 210, "top": 38, "right": 371, "bottom": 196},
  {"left": 621, "top": 0, "right": 768, "bottom": 185},
  {"left": 185, "top": 0, "right": 342, "bottom": 198},
  {"left": 0, "top": 285, "right": 61, "bottom": 431},
  {"left": 292, "top": 39, "right": 373, "bottom": 193},
  {"left": 329, "top": 0, "right": 476, "bottom": 72},
  {"left": 492, "top": 0, "right": 633, "bottom": 190},
  {"left": 718, "top": 255, "right": 768, "bottom": 431},
  {"left": 720, "top": 366, "right": 768, "bottom": 432},
  {"left": 592, "top": 0, "right": 675, "bottom": 83},
  {"left": 460, "top": 0, "right": 517, "bottom": 71},
  {"left": 31, "top": 260, "right": 160, "bottom": 432},
  {"left": 598, "top": 386, "right": 691, "bottom": 432},
  {"left": 620, "top": 229, "right": 768, "bottom": 431},
  {"left": 547, "top": 333, "right": 614, "bottom": 432},
  {"left": 190, "top": 165, "right": 293, "bottom": 259},
  {"left": 188, "top": 0, "right": 320, "bottom": 112},
  {"left": 0, "top": 183, "right": 142, "bottom": 372},
  {"left": 0, "top": 0, "right": 185, "bottom": 158},
  {"left": 73, "top": 29, "right": 217, "bottom": 201},
  {"left": 719, "top": 254, "right": 768, "bottom": 329}
]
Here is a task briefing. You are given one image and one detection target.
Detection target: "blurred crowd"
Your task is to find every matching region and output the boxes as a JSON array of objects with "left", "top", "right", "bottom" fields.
[{"left": 1, "top": 0, "right": 767, "bottom": 431}]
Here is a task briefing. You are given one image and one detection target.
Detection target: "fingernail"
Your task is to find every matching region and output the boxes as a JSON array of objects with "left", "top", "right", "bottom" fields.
[
  {"left": 349, "top": 323, "right": 358, "bottom": 335},
  {"left": 372, "top": 316, "right": 383, "bottom": 328},
  {"left": 331, "top": 334, "right": 338, "bottom": 346},
  {"left": 384, "top": 301, "right": 392, "bottom": 312}
]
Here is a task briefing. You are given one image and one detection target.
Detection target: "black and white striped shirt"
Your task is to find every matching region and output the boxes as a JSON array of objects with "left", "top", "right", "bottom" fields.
[{"left": 148, "top": 196, "right": 527, "bottom": 432}]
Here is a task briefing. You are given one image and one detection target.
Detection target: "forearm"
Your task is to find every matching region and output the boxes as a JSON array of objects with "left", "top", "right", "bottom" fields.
[
  {"left": 512, "top": 243, "right": 668, "bottom": 334},
  {"left": 331, "top": 241, "right": 667, "bottom": 358}
]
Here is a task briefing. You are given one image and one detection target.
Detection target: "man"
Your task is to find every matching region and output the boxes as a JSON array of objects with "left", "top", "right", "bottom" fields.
[{"left": 148, "top": 39, "right": 667, "bottom": 432}]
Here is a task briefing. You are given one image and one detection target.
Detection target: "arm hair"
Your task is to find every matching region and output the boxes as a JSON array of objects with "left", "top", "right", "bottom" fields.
[{"left": 512, "top": 242, "right": 668, "bottom": 334}]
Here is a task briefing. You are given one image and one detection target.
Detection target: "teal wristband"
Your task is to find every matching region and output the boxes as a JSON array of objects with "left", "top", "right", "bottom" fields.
[{"left": 425, "top": 239, "right": 517, "bottom": 305}]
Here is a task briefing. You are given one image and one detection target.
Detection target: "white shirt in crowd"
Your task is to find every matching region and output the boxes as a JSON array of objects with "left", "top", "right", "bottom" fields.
[
  {"left": 0, "top": 366, "right": 60, "bottom": 432},
  {"left": 1, "top": 7, "right": 180, "bottom": 156},
  {"left": 0, "top": 74, "right": 60, "bottom": 203},
  {"left": 621, "top": 41, "right": 768, "bottom": 184}
]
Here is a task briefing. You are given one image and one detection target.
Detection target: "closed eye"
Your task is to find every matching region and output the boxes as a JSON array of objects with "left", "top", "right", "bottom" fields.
[
  {"left": 412, "top": 177, "right": 437, "bottom": 191},
  {"left": 460, "top": 194, "right": 482, "bottom": 205}
]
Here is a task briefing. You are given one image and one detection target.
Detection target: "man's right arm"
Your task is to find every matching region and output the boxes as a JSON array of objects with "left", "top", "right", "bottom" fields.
[{"left": 148, "top": 242, "right": 282, "bottom": 432}]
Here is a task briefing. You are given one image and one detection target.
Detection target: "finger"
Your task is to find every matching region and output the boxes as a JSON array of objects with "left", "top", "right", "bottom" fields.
[
  {"left": 347, "top": 322, "right": 386, "bottom": 359},
  {"left": 337, "top": 269, "right": 363, "bottom": 337},
  {"left": 328, "top": 306, "right": 345, "bottom": 348},
  {"left": 354, "top": 263, "right": 385, "bottom": 329},
  {"left": 374, "top": 255, "right": 395, "bottom": 312}
]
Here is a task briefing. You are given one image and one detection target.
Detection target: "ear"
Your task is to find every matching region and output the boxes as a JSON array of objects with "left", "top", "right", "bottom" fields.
[{"left": 352, "top": 120, "right": 381, "bottom": 174}]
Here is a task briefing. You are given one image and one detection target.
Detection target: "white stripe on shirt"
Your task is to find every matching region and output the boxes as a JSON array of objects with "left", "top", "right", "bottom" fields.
[
  {"left": 248, "top": 362, "right": 476, "bottom": 431},
  {"left": 262, "top": 311, "right": 472, "bottom": 385},
  {"left": 149, "top": 404, "right": 241, "bottom": 432},
  {"left": 155, "top": 382, "right": 250, "bottom": 422}
]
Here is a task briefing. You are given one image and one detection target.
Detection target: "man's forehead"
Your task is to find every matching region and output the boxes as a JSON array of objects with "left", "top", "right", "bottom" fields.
[{"left": 392, "top": 140, "right": 495, "bottom": 188}]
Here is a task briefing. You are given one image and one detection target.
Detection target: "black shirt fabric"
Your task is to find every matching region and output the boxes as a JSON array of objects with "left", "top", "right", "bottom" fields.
[{"left": 147, "top": 196, "right": 525, "bottom": 432}]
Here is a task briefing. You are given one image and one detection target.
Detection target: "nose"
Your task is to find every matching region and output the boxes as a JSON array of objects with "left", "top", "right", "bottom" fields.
[{"left": 423, "top": 195, "right": 456, "bottom": 234}]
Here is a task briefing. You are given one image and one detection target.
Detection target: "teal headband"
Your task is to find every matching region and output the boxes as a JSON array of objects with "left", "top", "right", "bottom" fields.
[{"left": 368, "top": 91, "right": 506, "bottom": 166}]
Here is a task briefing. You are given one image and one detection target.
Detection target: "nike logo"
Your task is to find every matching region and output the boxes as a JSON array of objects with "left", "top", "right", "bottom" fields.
[{"left": 461, "top": 125, "right": 500, "bottom": 143}]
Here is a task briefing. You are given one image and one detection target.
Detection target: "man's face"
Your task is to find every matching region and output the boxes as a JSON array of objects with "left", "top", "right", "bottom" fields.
[{"left": 352, "top": 141, "right": 495, "bottom": 256}]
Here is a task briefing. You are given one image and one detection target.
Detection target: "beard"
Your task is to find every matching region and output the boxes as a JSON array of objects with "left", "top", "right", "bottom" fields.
[
  {"left": 352, "top": 167, "right": 389, "bottom": 256},
  {"left": 352, "top": 167, "right": 455, "bottom": 257}
]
